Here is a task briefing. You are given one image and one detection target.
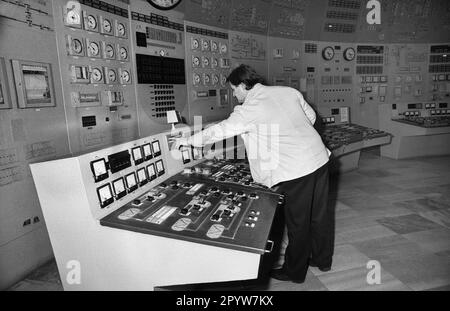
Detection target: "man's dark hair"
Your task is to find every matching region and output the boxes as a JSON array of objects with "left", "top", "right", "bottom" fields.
[{"left": 226, "top": 64, "right": 266, "bottom": 90}]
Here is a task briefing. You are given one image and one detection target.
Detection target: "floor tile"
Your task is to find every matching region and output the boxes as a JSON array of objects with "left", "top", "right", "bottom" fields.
[
  {"left": 380, "top": 253, "right": 450, "bottom": 291},
  {"left": 310, "top": 244, "right": 370, "bottom": 276},
  {"left": 376, "top": 214, "right": 443, "bottom": 234},
  {"left": 7, "top": 280, "right": 63, "bottom": 291},
  {"left": 317, "top": 266, "right": 410, "bottom": 291},
  {"left": 335, "top": 225, "right": 397, "bottom": 245},
  {"left": 402, "top": 228, "right": 450, "bottom": 253},
  {"left": 394, "top": 198, "right": 450, "bottom": 213}
]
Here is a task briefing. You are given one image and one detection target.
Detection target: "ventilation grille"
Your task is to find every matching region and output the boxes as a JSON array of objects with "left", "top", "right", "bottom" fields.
[
  {"left": 328, "top": 0, "right": 361, "bottom": 9},
  {"left": 356, "top": 66, "right": 383, "bottom": 74},
  {"left": 357, "top": 55, "right": 383, "bottom": 64},
  {"left": 324, "top": 23, "right": 355, "bottom": 33},
  {"left": 305, "top": 43, "right": 318, "bottom": 53},
  {"left": 326, "top": 10, "right": 358, "bottom": 20}
]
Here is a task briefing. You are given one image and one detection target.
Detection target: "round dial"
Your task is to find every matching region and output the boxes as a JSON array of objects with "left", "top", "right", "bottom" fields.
[
  {"left": 88, "top": 41, "right": 99, "bottom": 56},
  {"left": 202, "top": 57, "right": 210, "bottom": 67},
  {"left": 105, "top": 44, "right": 115, "bottom": 58},
  {"left": 102, "top": 18, "right": 112, "bottom": 33},
  {"left": 191, "top": 39, "right": 199, "bottom": 49},
  {"left": 192, "top": 56, "right": 200, "bottom": 67},
  {"left": 119, "top": 46, "right": 128, "bottom": 60},
  {"left": 117, "top": 23, "right": 126, "bottom": 36},
  {"left": 211, "top": 58, "right": 218, "bottom": 68},
  {"left": 211, "top": 41, "right": 218, "bottom": 52},
  {"left": 202, "top": 39, "right": 210, "bottom": 51},
  {"left": 220, "top": 75, "right": 226, "bottom": 86},
  {"left": 91, "top": 68, "right": 103, "bottom": 82},
  {"left": 343, "top": 47, "right": 355, "bottom": 61},
  {"left": 87, "top": 15, "right": 97, "bottom": 29},
  {"left": 322, "top": 46, "right": 335, "bottom": 61},
  {"left": 71, "top": 38, "right": 83, "bottom": 54},
  {"left": 203, "top": 74, "right": 210, "bottom": 84},
  {"left": 108, "top": 69, "right": 116, "bottom": 82},
  {"left": 147, "top": 0, "right": 183, "bottom": 10},
  {"left": 220, "top": 43, "right": 227, "bottom": 54},
  {"left": 193, "top": 73, "right": 200, "bottom": 85},
  {"left": 212, "top": 74, "right": 219, "bottom": 85},
  {"left": 67, "top": 10, "right": 81, "bottom": 25},
  {"left": 121, "top": 70, "right": 130, "bottom": 83}
]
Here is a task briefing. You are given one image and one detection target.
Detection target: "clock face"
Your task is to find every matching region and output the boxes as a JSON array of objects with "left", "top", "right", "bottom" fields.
[
  {"left": 119, "top": 46, "right": 128, "bottom": 60},
  {"left": 104, "top": 44, "right": 115, "bottom": 58},
  {"left": 91, "top": 68, "right": 103, "bottom": 82},
  {"left": 322, "top": 46, "right": 335, "bottom": 61},
  {"left": 147, "top": 0, "right": 182, "bottom": 10},
  {"left": 108, "top": 69, "right": 117, "bottom": 82},
  {"left": 343, "top": 47, "right": 355, "bottom": 61},
  {"left": 88, "top": 41, "right": 100, "bottom": 57},
  {"left": 71, "top": 38, "right": 83, "bottom": 54},
  {"left": 121, "top": 70, "right": 130, "bottom": 83},
  {"left": 86, "top": 15, "right": 97, "bottom": 30}
]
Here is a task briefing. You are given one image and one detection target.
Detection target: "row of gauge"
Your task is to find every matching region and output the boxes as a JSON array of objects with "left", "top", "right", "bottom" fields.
[
  {"left": 96, "top": 159, "right": 166, "bottom": 209},
  {"left": 64, "top": 9, "right": 128, "bottom": 39},
  {"left": 70, "top": 64, "right": 131, "bottom": 84},
  {"left": 66, "top": 35, "right": 130, "bottom": 61}
]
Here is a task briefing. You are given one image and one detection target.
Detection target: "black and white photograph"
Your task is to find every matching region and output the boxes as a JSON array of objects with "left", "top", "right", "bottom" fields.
[{"left": 0, "top": 0, "right": 449, "bottom": 298}]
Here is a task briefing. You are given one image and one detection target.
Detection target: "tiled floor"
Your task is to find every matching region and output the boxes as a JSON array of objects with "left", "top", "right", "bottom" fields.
[{"left": 8, "top": 149, "right": 450, "bottom": 291}]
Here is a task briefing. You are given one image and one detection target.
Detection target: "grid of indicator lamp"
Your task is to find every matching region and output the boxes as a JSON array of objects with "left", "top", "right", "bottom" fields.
[{"left": 92, "top": 140, "right": 168, "bottom": 209}]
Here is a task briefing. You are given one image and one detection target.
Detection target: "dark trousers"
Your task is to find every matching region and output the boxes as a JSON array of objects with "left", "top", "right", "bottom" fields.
[{"left": 276, "top": 162, "right": 334, "bottom": 281}]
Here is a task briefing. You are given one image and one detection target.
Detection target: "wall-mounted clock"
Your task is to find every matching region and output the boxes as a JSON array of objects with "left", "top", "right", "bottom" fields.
[
  {"left": 147, "top": 0, "right": 182, "bottom": 10},
  {"left": 322, "top": 46, "right": 335, "bottom": 61}
]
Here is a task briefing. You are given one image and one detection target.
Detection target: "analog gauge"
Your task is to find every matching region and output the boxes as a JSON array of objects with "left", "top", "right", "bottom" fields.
[
  {"left": 102, "top": 18, "right": 112, "bottom": 33},
  {"left": 203, "top": 74, "right": 210, "bottom": 85},
  {"left": 116, "top": 22, "right": 126, "bottom": 37},
  {"left": 211, "top": 58, "right": 218, "bottom": 68},
  {"left": 193, "top": 73, "right": 201, "bottom": 85},
  {"left": 220, "top": 43, "right": 227, "bottom": 54},
  {"left": 86, "top": 15, "right": 97, "bottom": 30},
  {"left": 91, "top": 68, "right": 103, "bottom": 83},
  {"left": 201, "top": 39, "right": 210, "bottom": 51},
  {"left": 212, "top": 74, "right": 219, "bottom": 85},
  {"left": 104, "top": 44, "right": 115, "bottom": 58},
  {"left": 108, "top": 69, "right": 117, "bottom": 83},
  {"left": 322, "top": 46, "right": 335, "bottom": 61},
  {"left": 71, "top": 38, "right": 83, "bottom": 54},
  {"left": 147, "top": 0, "right": 182, "bottom": 10},
  {"left": 66, "top": 10, "right": 81, "bottom": 25},
  {"left": 192, "top": 56, "right": 200, "bottom": 67},
  {"left": 220, "top": 74, "right": 227, "bottom": 86},
  {"left": 88, "top": 41, "right": 100, "bottom": 57},
  {"left": 211, "top": 41, "right": 218, "bottom": 52},
  {"left": 121, "top": 70, "right": 130, "bottom": 83},
  {"left": 202, "top": 57, "right": 210, "bottom": 67},
  {"left": 119, "top": 46, "right": 128, "bottom": 60},
  {"left": 191, "top": 38, "right": 199, "bottom": 50},
  {"left": 343, "top": 47, "right": 355, "bottom": 61}
]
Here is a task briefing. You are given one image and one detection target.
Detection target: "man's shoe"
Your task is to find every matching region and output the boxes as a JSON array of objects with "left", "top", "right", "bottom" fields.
[
  {"left": 309, "top": 261, "right": 331, "bottom": 272},
  {"left": 270, "top": 268, "right": 305, "bottom": 284}
]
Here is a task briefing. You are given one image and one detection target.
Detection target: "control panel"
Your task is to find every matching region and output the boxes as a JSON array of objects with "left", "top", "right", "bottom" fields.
[
  {"left": 54, "top": 0, "right": 138, "bottom": 153},
  {"left": 184, "top": 21, "right": 232, "bottom": 123},
  {"left": 130, "top": 0, "right": 187, "bottom": 135}
]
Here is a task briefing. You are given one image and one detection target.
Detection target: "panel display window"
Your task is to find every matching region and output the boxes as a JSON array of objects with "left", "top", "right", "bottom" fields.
[
  {"left": 12, "top": 60, "right": 56, "bottom": 108},
  {"left": 146, "top": 163, "right": 156, "bottom": 181},
  {"left": 155, "top": 160, "right": 165, "bottom": 176},
  {"left": 181, "top": 148, "right": 191, "bottom": 164},
  {"left": 96, "top": 183, "right": 114, "bottom": 208},
  {"left": 70, "top": 65, "right": 90, "bottom": 84},
  {"left": 90, "top": 158, "right": 109, "bottom": 182},
  {"left": 137, "top": 168, "right": 148, "bottom": 186},
  {"left": 142, "top": 143, "right": 153, "bottom": 161},
  {"left": 125, "top": 172, "right": 138, "bottom": 192},
  {"left": 132, "top": 146, "right": 144, "bottom": 165},
  {"left": 192, "top": 147, "right": 202, "bottom": 160},
  {"left": 112, "top": 177, "right": 127, "bottom": 199},
  {"left": 0, "top": 57, "right": 11, "bottom": 109},
  {"left": 152, "top": 140, "right": 161, "bottom": 157}
]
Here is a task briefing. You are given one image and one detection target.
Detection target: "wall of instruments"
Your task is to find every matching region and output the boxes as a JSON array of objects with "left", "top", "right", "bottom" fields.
[{"left": 0, "top": 0, "right": 449, "bottom": 289}]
